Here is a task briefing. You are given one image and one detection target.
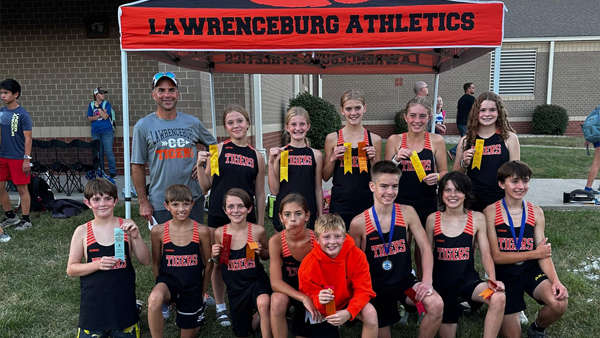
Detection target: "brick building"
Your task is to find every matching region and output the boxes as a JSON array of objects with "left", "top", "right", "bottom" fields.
[
  {"left": 322, "top": 0, "right": 600, "bottom": 137},
  {"left": 1, "top": 1, "right": 598, "bottom": 173}
]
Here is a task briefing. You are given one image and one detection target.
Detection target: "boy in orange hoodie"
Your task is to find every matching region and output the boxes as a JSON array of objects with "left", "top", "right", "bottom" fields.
[{"left": 298, "top": 214, "right": 378, "bottom": 338}]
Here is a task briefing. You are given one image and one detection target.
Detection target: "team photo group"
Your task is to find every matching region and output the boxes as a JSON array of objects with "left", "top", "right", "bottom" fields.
[{"left": 65, "top": 73, "right": 568, "bottom": 338}]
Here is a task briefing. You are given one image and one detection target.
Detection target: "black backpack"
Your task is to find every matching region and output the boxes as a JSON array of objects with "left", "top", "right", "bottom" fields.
[{"left": 29, "top": 175, "right": 55, "bottom": 211}]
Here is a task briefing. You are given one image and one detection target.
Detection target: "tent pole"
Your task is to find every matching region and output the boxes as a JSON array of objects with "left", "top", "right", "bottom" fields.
[
  {"left": 492, "top": 46, "right": 501, "bottom": 93},
  {"left": 209, "top": 72, "right": 217, "bottom": 138},
  {"left": 252, "top": 74, "right": 265, "bottom": 157},
  {"left": 318, "top": 74, "right": 323, "bottom": 98},
  {"left": 431, "top": 74, "right": 439, "bottom": 134},
  {"left": 121, "top": 50, "right": 131, "bottom": 218}
]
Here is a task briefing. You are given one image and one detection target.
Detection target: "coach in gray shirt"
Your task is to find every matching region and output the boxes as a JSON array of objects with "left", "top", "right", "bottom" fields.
[{"left": 132, "top": 72, "right": 216, "bottom": 223}]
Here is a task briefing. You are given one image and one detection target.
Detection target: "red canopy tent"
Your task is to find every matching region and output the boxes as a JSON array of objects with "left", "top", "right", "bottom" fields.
[{"left": 118, "top": 0, "right": 505, "bottom": 215}]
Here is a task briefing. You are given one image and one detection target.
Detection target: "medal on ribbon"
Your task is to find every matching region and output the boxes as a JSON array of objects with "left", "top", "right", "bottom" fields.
[
  {"left": 279, "top": 150, "right": 289, "bottom": 182},
  {"left": 357, "top": 141, "right": 368, "bottom": 173},
  {"left": 502, "top": 199, "right": 526, "bottom": 253},
  {"left": 114, "top": 228, "right": 125, "bottom": 261},
  {"left": 343, "top": 142, "right": 352, "bottom": 174},
  {"left": 220, "top": 233, "right": 232, "bottom": 265},
  {"left": 209, "top": 144, "right": 220, "bottom": 176},
  {"left": 371, "top": 206, "right": 396, "bottom": 271},
  {"left": 410, "top": 151, "right": 427, "bottom": 182},
  {"left": 471, "top": 139, "right": 484, "bottom": 170}
]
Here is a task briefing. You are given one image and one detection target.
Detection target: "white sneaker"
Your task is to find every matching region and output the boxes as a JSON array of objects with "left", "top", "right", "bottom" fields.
[
  {"left": 216, "top": 309, "right": 231, "bottom": 327},
  {"left": 519, "top": 310, "right": 529, "bottom": 325},
  {"left": 0, "top": 233, "right": 11, "bottom": 243},
  {"left": 0, "top": 216, "right": 20, "bottom": 228},
  {"left": 15, "top": 220, "right": 32, "bottom": 231},
  {"left": 204, "top": 294, "right": 216, "bottom": 306}
]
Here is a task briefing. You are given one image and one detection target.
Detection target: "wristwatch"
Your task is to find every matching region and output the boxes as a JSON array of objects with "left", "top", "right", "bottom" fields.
[{"left": 23, "top": 155, "right": 32, "bottom": 160}]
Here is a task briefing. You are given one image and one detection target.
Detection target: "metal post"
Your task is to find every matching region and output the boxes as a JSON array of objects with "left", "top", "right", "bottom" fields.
[
  {"left": 120, "top": 50, "right": 131, "bottom": 218},
  {"left": 546, "top": 41, "right": 555, "bottom": 104},
  {"left": 252, "top": 74, "right": 265, "bottom": 156},
  {"left": 492, "top": 46, "right": 501, "bottom": 93},
  {"left": 431, "top": 74, "right": 439, "bottom": 134},
  {"left": 209, "top": 72, "right": 217, "bottom": 138}
]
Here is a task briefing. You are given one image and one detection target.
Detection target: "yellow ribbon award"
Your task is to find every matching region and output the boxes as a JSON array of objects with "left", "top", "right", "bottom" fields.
[
  {"left": 410, "top": 150, "right": 427, "bottom": 182},
  {"left": 279, "top": 150, "right": 289, "bottom": 182},
  {"left": 209, "top": 144, "right": 219, "bottom": 176},
  {"left": 471, "top": 139, "right": 484, "bottom": 170},
  {"left": 343, "top": 142, "right": 353, "bottom": 174}
]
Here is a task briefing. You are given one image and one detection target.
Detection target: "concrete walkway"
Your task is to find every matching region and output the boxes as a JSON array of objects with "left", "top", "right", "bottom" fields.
[{"left": 11, "top": 175, "right": 598, "bottom": 211}]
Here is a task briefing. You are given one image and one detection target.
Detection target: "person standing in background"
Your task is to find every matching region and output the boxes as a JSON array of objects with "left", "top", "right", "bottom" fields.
[
  {"left": 0, "top": 79, "right": 33, "bottom": 232},
  {"left": 87, "top": 87, "right": 117, "bottom": 178},
  {"left": 449, "top": 83, "right": 476, "bottom": 160}
]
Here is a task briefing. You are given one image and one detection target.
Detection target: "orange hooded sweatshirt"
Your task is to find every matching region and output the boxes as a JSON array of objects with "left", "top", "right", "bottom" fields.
[{"left": 298, "top": 234, "right": 375, "bottom": 320}]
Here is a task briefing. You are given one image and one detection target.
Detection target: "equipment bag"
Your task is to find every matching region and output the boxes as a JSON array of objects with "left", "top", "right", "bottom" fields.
[
  {"left": 582, "top": 105, "right": 600, "bottom": 144},
  {"left": 29, "top": 175, "right": 55, "bottom": 211}
]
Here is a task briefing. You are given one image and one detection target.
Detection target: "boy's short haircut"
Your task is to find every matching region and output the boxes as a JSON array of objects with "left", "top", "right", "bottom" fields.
[
  {"left": 223, "top": 188, "right": 253, "bottom": 209},
  {"left": 165, "top": 184, "right": 193, "bottom": 203},
  {"left": 0, "top": 79, "right": 21, "bottom": 98},
  {"left": 497, "top": 160, "right": 533, "bottom": 183},
  {"left": 84, "top": 178, "right": 118, "bottom": 200},
  {"left": 371, "top": 160, "right": 401, "bottom": 182},
  {"left": 314, "top": 214, "right": 346, "bottom": 237}
]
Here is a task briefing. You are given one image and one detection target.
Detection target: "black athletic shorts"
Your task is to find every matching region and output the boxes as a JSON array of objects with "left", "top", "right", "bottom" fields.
[
  {"left": 437, "top": 277, "right": 484, "bottom": 323},
  {"left": 156, "top": 275, "right": 205, "bottom": 329},
  {"left": 370, "top": 275, "right": 418, "bottom": 328},
  {"left": 289, "top": 299, "right": 311, "bottom": 337},
  {"left": 227, "top": 277, "right": 271, "bottom": 337},
  {"left": 499, "top": 264, "right": 548, "bottom": 314}
]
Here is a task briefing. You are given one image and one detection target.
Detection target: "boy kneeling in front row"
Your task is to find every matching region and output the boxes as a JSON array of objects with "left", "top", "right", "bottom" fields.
[
  {"left": 147, "top": 184, "right": 212, "bottom": 337},
  {"left": 349, "top": 161, "right": 443, "bottom": 338},
  {"left": 299, "top": 213, "right": 378, "bottom": 338},
  {"left": 484, "top": 161, "right": 568, "bottom": 338}
]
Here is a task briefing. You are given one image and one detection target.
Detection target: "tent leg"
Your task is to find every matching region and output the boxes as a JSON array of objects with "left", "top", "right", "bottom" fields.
[
  {"left": 209, "top": 72, "right": 217, "bottom": 139},
  {"left": 252, "top": 74, "right": 265, "bottom": 157},
  {"left": 431, "top": 74, "right": 439, "bottom": 134},
  {"left": 121, "top": 50, "right": 132, "bottom": 219}
]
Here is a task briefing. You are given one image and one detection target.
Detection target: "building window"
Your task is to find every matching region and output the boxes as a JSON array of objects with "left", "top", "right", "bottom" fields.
[{"left": 489, "top": 49, "right": 536, "bottom": 95}]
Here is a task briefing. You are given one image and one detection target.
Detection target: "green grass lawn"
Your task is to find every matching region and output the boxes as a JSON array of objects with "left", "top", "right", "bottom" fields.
[
  {"left": 444, "top": 136, "right": 594, "bottom": 178},
  {"left": 1, "top": 206, "right": 599, "bottom": 337}
]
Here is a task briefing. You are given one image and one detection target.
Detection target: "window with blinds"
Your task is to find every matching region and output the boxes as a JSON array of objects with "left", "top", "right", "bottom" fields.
[{"left": 489, "top": 49, "right": 537, "bottom": 95}]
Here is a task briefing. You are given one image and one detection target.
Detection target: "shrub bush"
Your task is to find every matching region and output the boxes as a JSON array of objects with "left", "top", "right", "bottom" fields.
[
  {"left": 288, "top": 92, "right": 341, "bottom": 149},
  {"left": 394, "top": 109, "right": 408, "bottom": 134},
  {"left": 532, "top": 104, "right": 568, "bottom": 135}
]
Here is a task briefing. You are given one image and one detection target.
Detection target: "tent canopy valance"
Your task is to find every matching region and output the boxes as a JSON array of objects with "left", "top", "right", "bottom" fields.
[
  {"left": 119, "top": 0, "right": 505, "bottom": 74},
  {"left": 117, "top": 0, "right": 505, "bottom": 218}
]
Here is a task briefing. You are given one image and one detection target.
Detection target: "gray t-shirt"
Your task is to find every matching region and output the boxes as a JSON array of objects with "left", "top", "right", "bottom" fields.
[{"left": 132, "top": 112, "right": 216, "bottom": 211}]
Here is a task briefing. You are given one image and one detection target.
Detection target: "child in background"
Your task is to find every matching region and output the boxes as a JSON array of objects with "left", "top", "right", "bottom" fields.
[
  {"left": 269, "top": 193, "right": 318, "bottom": 337},
  {"left": 211, "top": 188, "right": 272, "bottom": 338},
  {"left": 147, "top": 184, "right": 212, "bottom": 337},
  {"left": 299, "top": 214, "right": 378, "bottom": 338},
  {"left": 66, "top": 178, "right": 150, "bottom": 338}
]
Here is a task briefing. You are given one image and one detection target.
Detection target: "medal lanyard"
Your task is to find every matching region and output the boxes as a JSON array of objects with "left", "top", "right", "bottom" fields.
[
  {"left": 501, "top": 199, "right": 526, "bottom": 251},
  {"left": 371, "top": 206, "right": 395, "bottom": 256}
]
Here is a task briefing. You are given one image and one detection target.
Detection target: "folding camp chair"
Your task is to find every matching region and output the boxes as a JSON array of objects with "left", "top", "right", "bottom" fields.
[{"left": 69, "top": 139, "right": 100, "bottom": 193}]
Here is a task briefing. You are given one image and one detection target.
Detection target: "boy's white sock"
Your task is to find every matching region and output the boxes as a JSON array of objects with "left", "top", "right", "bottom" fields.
[{"left": 216, "top": 303, "right": 227, "bottom": 312}]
